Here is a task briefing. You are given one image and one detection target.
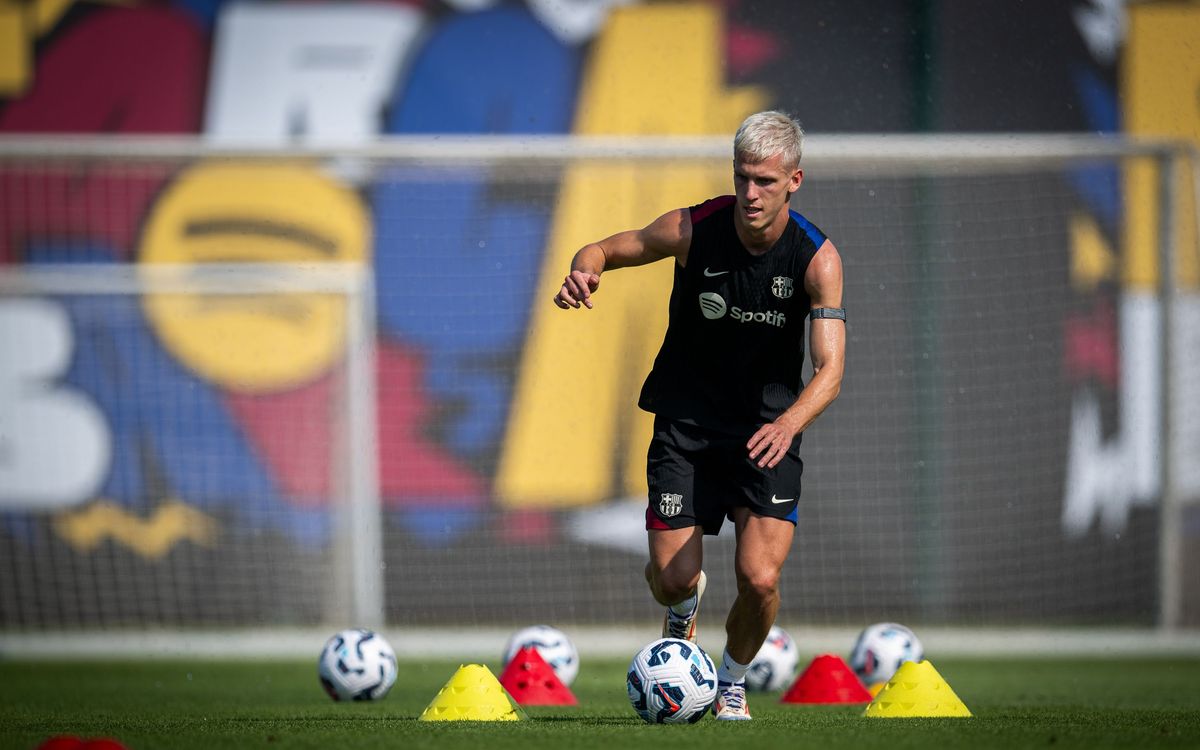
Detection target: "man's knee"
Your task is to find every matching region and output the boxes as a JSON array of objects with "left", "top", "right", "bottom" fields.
[
  {"left": 736, "top": 567, "right": 780, "bottom": 602},
  {"left": 648, "top": 563, "right": 701, "bottom": 604}
]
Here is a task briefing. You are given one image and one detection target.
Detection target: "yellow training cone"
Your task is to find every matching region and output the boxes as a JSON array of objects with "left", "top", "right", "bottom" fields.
[
  {"left": 419, "top": 664, "right": 526, "bottom": 721},
  {"left": 863, "top": 660, "right": 972, "bottom": 718}
]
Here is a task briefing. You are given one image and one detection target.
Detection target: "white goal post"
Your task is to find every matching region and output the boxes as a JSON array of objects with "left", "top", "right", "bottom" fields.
[{"left": 0, "top": 133, "right": 1195, "bottom": 638}]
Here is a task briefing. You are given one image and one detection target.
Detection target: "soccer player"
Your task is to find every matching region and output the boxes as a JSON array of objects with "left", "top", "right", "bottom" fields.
[{"left": 553, "top": 111, "right": 845, "bottom": 721}]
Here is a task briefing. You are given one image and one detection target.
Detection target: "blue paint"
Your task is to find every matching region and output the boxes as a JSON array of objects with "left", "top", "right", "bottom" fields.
[
  {"left": 373, "top": 8, "right": 580, "bottom": 458},
  {"left": 20, "top": 245, "right": 329, "bottom": 544},
  {"left": 1067, "top": 66, "right": 1122, "bottom": 234}
]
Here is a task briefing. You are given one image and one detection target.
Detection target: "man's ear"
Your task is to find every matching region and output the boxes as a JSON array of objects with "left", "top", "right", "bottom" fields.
[{"left": 790, "top": 168, "right": 804, "bottom": 194}]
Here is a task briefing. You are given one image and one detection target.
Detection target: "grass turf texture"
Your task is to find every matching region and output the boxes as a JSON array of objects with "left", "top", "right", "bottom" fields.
[{"left": 1, "top": 657, "right": 1198, "bottom": 749}]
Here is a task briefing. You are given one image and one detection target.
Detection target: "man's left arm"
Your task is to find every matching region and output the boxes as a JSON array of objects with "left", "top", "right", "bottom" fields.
[{"left": 747, "top": 239, "right": 846, "bottom": 468}]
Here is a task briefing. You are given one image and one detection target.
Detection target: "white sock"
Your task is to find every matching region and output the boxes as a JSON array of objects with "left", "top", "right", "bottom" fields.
[
  {"left": 668, "top": 591, "right": 698, "bottom": 617},
  {"left": 717, "top": 650, "right": 751, "bottom": 684}
]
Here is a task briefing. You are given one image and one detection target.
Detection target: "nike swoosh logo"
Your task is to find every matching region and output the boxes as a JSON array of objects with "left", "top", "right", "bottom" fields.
[
  {"left": 770, "top": 495, "right": 794, "bottom": 504},
  {"left": 703, "top": 268, "right": 729, "bottom": 277}
]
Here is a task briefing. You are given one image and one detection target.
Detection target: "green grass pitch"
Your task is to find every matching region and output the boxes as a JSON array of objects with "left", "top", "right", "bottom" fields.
[{"left": 1, "top": 657, "right": 1198, "bottom": 749}]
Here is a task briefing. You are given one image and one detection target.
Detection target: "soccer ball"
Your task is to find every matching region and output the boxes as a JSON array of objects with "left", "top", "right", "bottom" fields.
[
  {"left": 502, "top": 625, "right": 579, "bottom": 687},
  {"left": 317, "top": 628, "right": 398, "bottom": 701},
  {"left": 745, "top": 625, "right": 800, "bottom": 691},
  {"left": 848, "top": 622, "right": 923, "bottom": 687},
  {"left": 626, "top": 637, "right": 718, "bottom": 724}
]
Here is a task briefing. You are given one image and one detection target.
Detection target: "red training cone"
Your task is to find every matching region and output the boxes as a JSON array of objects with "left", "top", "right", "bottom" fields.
[
  {"left": 498, "top": 646, "right": 578, "bottom": 706},
  {"left": 781, "top": 653, "right": 873, "bottom": 704},
  {"left": 37, "top": 738, "right": 84, "bottom": 750},
  {"left": 37, "top": 739, "right": 129, "bottom": 750}
]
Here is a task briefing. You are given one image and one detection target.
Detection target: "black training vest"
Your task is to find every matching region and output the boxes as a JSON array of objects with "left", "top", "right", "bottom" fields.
[{"left": 638, "top": 195, "right": 828, "bottom": 437}]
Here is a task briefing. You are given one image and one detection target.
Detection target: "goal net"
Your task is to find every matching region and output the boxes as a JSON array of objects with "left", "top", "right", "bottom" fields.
[
  {"left": 0, "top": 135, "right": 1195, "bottom": 636},
  {"left": 0, "top": 259, "right": 381, "bottom": 629}
]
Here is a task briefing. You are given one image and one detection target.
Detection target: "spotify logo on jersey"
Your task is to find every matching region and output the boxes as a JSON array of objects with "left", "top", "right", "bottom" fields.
[
  {"left": 698, "top": 292, "right": 788, "bottom": 328},
  {"left": 698, "top": 292, "right": 727, "bottom": 320}
]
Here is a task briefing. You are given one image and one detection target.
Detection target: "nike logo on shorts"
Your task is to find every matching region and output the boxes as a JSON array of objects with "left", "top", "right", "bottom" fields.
[
  {"left": 703, "top": 267, "right": 729, "bottom": 277},
  {"left": 770, "top": 495, "right": 794, "bottom": 504}
]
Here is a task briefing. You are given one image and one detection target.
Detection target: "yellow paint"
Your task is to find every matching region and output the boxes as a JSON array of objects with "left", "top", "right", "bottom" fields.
[
  {"left": 1069, "top": 212, "right": 1116, "bottom": 291},
  {"left": 496, "top": 4, "right": 766, "bottom": 507},
  {"left": 1122, "top": 3, "right": 1200, "bottom": 291},
  {"left": 139, "top": 163, "right": 369, "bottom": 393},
  {"left": 52, "top": 499, "right": 218, "bottom": 560},
  {"left": 32, "top": 0, "right": 73, "bottom": 35},
  {"left": 0, "top": 3, "right": 30, "bottom": 95}
]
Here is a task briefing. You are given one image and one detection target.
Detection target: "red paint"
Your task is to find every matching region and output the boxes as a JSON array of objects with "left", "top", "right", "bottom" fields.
[
  {"left": 226, "top": 340, "right": 484, "bottom": 506},
  {"left": 0, "top": 7, "right": 207, "bottom": 263},
  {"left": 1063, "top": 299, "right": 1118, "bottom": 388}
]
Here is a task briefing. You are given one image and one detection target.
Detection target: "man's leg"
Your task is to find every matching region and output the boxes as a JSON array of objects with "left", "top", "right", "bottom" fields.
[
  {"left": 712, "top": 507, "right": 795, "bottom": 720},
  {"left": 725, "top": 507, "right": 795, "bottom": 662},
  {"left": 646, "top": 526, "right": 705, "bottom": 640}
]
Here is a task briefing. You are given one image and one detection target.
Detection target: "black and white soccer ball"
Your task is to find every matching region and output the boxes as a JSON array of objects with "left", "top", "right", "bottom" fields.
[
  {"left": 745, "top": 625, "right": 800, "bottom": 692},
  {"left": 318, "top": 628, "right": 398, "bottom": 701},
  {"left": 626, "top": 637, "right": 718, "bottom": 724},
  {"left": 502, "top": 624, "right": 579, "bottom": 686},
  {"left": 848, "top": 622, "right": 923, "bottom": 687}
]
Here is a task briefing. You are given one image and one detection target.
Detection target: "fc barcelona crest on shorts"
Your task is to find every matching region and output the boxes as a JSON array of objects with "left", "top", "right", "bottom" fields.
[
  {"left": 659, "top": 493, "right": 683, "bottom": 517},
  {"left": 771, "top": 276, "right": 794, "bottom": 300}
]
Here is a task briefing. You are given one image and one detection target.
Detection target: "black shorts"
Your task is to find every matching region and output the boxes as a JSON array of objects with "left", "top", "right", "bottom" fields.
[{"left": 645, "top": 416, "right": 802, "bottom": 536}]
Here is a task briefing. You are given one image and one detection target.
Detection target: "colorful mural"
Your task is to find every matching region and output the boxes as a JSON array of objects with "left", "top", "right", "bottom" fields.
[{"left": 0, "top": 0, "right": 772, "bottom": 555}]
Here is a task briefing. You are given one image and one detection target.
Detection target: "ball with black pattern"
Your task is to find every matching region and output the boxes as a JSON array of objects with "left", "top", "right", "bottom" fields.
[
  {"left": 502, "top": 624, "right": 579, "bottom": 687},
  {"left": 848, "top": 622, "right": 924, "bottom": 687},
  {"left": 317, "top": 628, "right": 398, "bottom": 701},
  {"left": 626, "top": 637, "right": 718, "bottom": 724},
  {"left": 745, "top": 624, "right": 800, "bottom": 692}
]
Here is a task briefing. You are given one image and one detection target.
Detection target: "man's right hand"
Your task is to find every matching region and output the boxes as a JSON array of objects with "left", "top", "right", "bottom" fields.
[{"left": 553, "top": 270, "right": 601, "bottom": 309}]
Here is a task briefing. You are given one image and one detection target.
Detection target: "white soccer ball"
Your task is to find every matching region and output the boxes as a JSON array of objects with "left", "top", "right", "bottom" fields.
[
  {"left": 745, "top": 625, "right": 800, "bottom": 692},
  {"left": 626, "top": 637, "right": 718, "bottom": 724},
  {"left": 317, "top": 628, "right": 398, "bottom": 701},
  {"left": 502, "top": 625, "right": 579, "bottom": 687},
  {"left": 848, "top": 622, "right": 923, "bottom": 687}
]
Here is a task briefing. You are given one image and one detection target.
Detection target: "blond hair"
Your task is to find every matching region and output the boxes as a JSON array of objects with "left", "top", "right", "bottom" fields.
[{"left": 733, "top": 111, "right": 804, "bottom": 170}]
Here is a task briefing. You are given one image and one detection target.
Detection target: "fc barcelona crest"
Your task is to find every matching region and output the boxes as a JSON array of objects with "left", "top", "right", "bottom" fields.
[
  {"left": 771, "top": 276, "right": 794, "bottom": 299},
  {"left": 659, "top": 493, "right": 683, "bottom": 517}
]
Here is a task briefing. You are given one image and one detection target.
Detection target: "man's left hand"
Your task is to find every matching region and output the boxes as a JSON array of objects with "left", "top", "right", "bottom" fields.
[{"left": 746, "top": 420, "right": 799, "bottom": 469}]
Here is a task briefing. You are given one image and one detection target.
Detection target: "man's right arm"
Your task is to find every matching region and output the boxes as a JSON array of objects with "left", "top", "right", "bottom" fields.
[{"left": 554, "top": 207, "right": 692, "bottom": 310}]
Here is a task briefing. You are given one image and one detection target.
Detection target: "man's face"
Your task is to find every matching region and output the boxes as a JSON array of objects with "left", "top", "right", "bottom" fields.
[{"left": 733, "top": 152, "right": 802, "bottom": 233}]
